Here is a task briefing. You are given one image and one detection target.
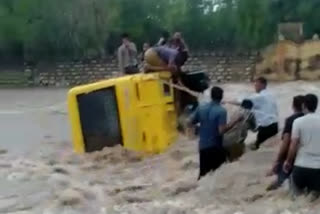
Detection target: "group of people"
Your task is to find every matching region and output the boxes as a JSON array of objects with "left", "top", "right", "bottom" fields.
[
  {"left": 189, "top": 77, "right": 320, "bottom": 197},
  {"left": 117, "top": 31, "right": 189, "bottom": 76},
  {"left": 117, "top": 31, "right": 320, "bottom": 197}
]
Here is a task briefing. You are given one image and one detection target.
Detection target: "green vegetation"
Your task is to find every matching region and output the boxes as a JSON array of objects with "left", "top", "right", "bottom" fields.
[{"left": 0, "top": 0, "right": 319, "bottom": 61}]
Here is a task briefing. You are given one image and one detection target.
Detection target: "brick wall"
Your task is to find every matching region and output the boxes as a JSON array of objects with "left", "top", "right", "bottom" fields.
[
  {"left": 27, "top": 51, "right": 258, "bottom": 87},
  {"left": 184, "top": 52, "right": 257, "bottom": 83}
]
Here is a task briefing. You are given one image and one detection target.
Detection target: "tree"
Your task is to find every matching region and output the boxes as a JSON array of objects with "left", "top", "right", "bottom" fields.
[{"left": 0, "top": 0, "right": 319, "bottom": 61}]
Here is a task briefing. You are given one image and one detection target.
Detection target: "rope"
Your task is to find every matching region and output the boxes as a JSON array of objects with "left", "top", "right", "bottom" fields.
[
  {"left": 160, "top": 80, "right": 282, "bottom": 133},
  {"left": 159, "top": 78, "right": 255, "bottom": 134},
  {"left": 159, "top": 79, "right": 201, "bottom": 98}
]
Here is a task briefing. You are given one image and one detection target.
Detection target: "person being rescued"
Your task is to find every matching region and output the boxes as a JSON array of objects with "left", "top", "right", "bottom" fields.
[
  {"left": 143, "top": 46, "right": 189, "bottom": 116},
  {"left": 144, "top": 31, "right": 189, "bottom": 75},
  {"left": 182, "top": 97, "right": 256, "bottom": 162},
  {"left": 143, "top": 46, "right": 188, "bottom": 77},
  {"left": 223, "top": 99, "right": 256, "bottom": 162}
]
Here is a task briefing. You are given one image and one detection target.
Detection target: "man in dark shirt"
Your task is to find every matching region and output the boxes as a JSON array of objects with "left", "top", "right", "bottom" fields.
[
  {"left": 189, "top": 87, "right": 242, "bottom": 179},
  {"left": 266, "top": 95, "right": 305, "bottom": 191}
]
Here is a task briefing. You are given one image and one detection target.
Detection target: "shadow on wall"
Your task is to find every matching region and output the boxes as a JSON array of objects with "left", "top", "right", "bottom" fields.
[{"left": 256, "top": 37, "right": 320, "bottom": 81}]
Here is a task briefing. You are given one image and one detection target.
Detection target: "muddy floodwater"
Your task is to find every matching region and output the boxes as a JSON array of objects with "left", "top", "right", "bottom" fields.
[{"left": 0, "top": 82, "right": 320, "bottom": 214}]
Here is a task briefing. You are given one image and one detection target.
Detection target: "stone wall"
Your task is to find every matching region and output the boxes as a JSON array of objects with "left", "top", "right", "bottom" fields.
[
  {"left": 185, "top": 52, "right": 256, "bottom": 83},
  {"left": 256, "top": 38, "right": 320, "bottom": 81},
  {"left": 35, "top": 58, "right": 119, "bottom": 87},
  {"left": 32, "top": 52, "right": 257, "bottom": 87},
  {"left": 3, "top": 40, "right": 320, "bottom": 87}
]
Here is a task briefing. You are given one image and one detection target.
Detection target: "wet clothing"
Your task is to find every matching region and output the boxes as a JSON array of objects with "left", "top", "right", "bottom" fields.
[
  {"left": 280, "top": 112, "right": 304, "bottom": 158},
  {"left": 144, "top": 48, "right": 167, "bottom": 69},
  {"left": 283, "top": 113, "right": 305, "bottom": 136},
  {"left": 256, "top": 122, "right": 278, "bottom": 148},
  {"left": 199, "top": 147, "right": 226, "bottom": 179},
  {"left": 292, "top": 113, "right": 320, "bottom": 169},
  {"left": 292, "top": 166, "right": 320, "bottom": 192},
  {"left": 248, "top": 89, "right": 278, "bottom": 127},
  {"left": 270, "top": 112, "right": 304, "bottom": 188},
  {"left": 291, "top": 113, "right": 320, "bottom": 193},
  {"left": 190, "top": 101, "right": 227, "bottom": 150},
  {"left": 190, "top": 101, "right": 227, "bottom": 179},
  {"left": 144, "top": 46, "right": 178, "bottom": 68},
  {"left": 224, "top": 109, "right": 255, "bottom": 161},
  {"left": 273, "top": 161, "right": 292, "bottom": 187},
  {"left": 244, "top": 89, "right": 279, "bottom": 149},
  {"left": 153, "top": 46, "right": 178, "bottom": 65}
]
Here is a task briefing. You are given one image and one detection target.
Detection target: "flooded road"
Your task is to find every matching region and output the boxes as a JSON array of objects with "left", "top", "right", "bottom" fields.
[
  {"left": 0, "top": 82, "right": 320, "bottom": 214},
  {"left": 0, "top": 89, "right": 69, "bottom": 156}
]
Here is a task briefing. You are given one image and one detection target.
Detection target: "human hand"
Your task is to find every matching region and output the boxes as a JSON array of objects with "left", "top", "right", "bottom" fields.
[
  {"left": 266, "top": 162, "right": 278, "bottom": 176},
  {"left": 283, "top": 161, "right": 292, "bottom": 174}
]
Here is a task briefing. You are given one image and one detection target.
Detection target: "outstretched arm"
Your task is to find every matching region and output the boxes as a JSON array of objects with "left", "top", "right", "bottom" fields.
[
  {"left": 217, "top": 110, "right": 242, "bottom": 135},
  {"left": 188, "top": 108, "right": 199, "bottom": 127},
  {"left": 224, "top": 100, "right": 242, "bottom": 106}
]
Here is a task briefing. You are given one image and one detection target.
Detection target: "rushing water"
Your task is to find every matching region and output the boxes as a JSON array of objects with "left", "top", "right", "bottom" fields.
[{"left": 0, "top": 82, "right": 320, "bottom": 214}]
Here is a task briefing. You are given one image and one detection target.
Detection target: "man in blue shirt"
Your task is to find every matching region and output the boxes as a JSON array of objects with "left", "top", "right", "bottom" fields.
[{"left": 189, "top": 87, "right": 242, "bottom": 179}]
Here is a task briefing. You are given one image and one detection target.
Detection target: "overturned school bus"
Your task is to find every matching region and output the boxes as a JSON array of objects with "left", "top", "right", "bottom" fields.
[{"left": 68, "top": 72, "right": 178, "bottom": 154}]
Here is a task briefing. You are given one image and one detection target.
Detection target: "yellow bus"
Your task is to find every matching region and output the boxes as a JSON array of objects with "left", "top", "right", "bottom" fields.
[{"left": 68, "top": 72, "right": 177, "bottom": 154}]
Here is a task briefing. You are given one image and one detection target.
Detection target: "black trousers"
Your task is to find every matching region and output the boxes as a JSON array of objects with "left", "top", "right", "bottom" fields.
[
  {"left": 256, "top": 123, "right": 278, "bottom": 148},
  {"left": 199, "top": 147, "right": 226, "bottom": 179},
  {"left": 292, "top": 166, "right": 320, "bottom": 193}
]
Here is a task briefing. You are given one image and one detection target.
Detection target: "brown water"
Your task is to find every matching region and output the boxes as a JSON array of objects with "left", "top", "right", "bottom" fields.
[{"left": 0, "top": 82, "right": 320, "bottom": 214}]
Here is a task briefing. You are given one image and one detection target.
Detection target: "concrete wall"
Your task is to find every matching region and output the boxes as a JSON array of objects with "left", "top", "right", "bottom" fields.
[
  {"left": 256, "top": 39, "right": 320, "bottom": 81},
  {"left": 31, "top": 51, "right": 257, "bottom": 87}
]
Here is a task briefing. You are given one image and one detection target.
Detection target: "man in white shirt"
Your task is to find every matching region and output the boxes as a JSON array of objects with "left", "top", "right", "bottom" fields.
[
  {"left": 284, "top": 94, "right": 320, "bottom": 194},
  {"left": 118, "top": 33, "right": 138, "bottom": 75},
  {"left": 227, "top": 77, "right": 279, "bottom": 150}
]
